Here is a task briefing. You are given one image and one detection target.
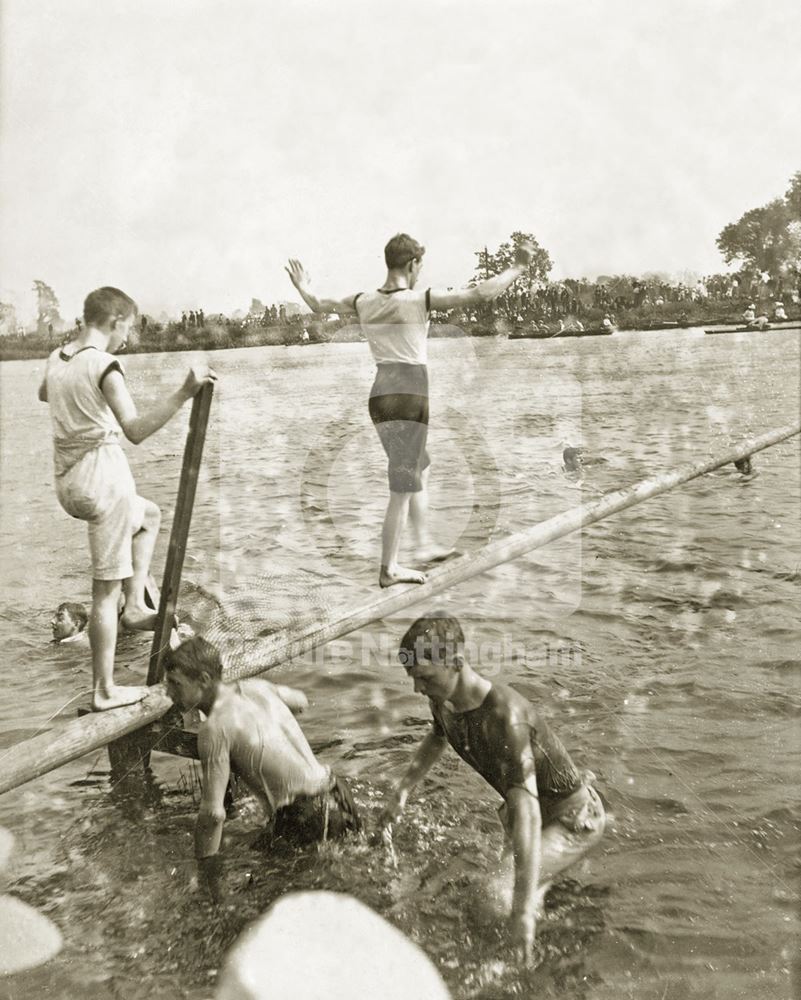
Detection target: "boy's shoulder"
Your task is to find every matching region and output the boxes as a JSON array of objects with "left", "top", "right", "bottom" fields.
[
  {"left": 484, "top": 683, "right": 539, "bottom": 727},
  {"left": 50, "top": 345, "right": 120, "bottom": 370}
]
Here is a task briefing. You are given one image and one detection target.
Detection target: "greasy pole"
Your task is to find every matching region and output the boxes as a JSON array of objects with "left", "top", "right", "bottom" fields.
[{"left": 0, "top": 419, "right": 798, "bottom": 795}]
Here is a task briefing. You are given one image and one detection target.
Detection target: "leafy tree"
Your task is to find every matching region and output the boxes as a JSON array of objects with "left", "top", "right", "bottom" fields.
[
  {"left": 0, "top": 301, "right": 17, "bottom": 336},
  {"left": 716, "top": 199, "right": 797, "bottom": 277},
  {"left": 474, "top": 231, "right": 552, "bottom": 294},
  {"left": 786, "top": 171, "right": 801, "bottom": 220},
  {"left": 33, "top": 280, "right": 62, "bottom": 337}
]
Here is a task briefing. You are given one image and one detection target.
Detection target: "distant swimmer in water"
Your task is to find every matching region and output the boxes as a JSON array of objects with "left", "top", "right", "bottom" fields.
[
  {"left": 379, "top": 612, "right": 606, "bottom": 962},
  {"left": 38, "top": 286, "right": 217, "bottom": 710},
  {"left": 734, "top": 455, "right": 754, "bottom": 476},
  {"left": 562, "top": 446, "right": 607, "bottom": 474},
  {"left": 50, "top": 602, "right": 89, "bottom": 644},
  {"left": 562, "top": 446, "right": 583, "bottom": 473},
  {"left": 164, "top": 636, "right": 361, "bottom": 903},
  {"left": 286, "top": 236, "right": 535, "bottom": 588}
]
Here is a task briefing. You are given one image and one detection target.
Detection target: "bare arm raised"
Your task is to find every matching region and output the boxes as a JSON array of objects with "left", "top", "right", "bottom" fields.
[
  {"left": 429, "top": 242, "right": 535, "bottom": 311},
  {"left": 285, "top": 259, "right": 358, "bottom": 315},
  {"left": 102, "top": 365, "right": 216, "bottom": 445}
]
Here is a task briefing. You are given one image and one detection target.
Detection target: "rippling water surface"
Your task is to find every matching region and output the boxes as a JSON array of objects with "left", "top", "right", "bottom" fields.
[{"left": 1, "top": 329, "right": 799, "bottom": 999}]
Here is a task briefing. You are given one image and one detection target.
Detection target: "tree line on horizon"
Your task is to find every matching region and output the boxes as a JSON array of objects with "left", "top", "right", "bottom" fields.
[{"left": 1, "top": 171, "right": 799, "bottom": 355}]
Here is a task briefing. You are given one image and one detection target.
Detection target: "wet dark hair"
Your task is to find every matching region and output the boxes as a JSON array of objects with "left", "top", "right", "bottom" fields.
[
  {"left": 83, "top": 286, "right": 138, "bottom": 327},
  {"left": 57, "top": 602, "right": 88, "bottom": 631},
  {"left": 384, "top": 233, "right": 425, "bottom": 269},
  {"left": 398, "top": 611, "right": 464, "bottom": 668},
  {"left": 163, "top": 635, "right": 223, "bottom": 682}
]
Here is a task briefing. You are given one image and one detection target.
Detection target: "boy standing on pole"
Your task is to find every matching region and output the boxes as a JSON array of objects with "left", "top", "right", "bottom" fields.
[{"left": 286, "top": 235, "right": 533, "bottom": 587}]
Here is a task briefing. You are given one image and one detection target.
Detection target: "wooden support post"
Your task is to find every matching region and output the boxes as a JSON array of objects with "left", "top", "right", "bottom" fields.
[
  {"left": 147, "top": 382, "right": 214, "bottom": 685},
  {"left": 107, "top": 382, "right": 213, "bottom": 780}
]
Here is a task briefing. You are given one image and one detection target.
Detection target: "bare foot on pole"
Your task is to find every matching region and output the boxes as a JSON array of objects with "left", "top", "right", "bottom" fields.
[
  {"left": 92, "top": 685, "right": 150, "bottom": 711},
  {"left": 379, "top": 564, "right": 427, "bottom": 588},
  {"left": 120, "top": 608, "right": 158, "bottom": 631}
]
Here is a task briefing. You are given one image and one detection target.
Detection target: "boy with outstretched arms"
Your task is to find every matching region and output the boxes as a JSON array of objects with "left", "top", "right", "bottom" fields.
[
  {"left": 163, "top": 636, "right": 360, "bottom": 902},
  {"left": 286, "top": 235, "right": 534, "bottom": 589},
  {"left": 379, "top": 612, "right": 605, "bottom": 961},
  {"left": 39, "top": 286, "right": 216, "bottom": 709}
]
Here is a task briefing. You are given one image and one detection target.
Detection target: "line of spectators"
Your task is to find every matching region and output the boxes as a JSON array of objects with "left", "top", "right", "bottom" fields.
[{"left": 432, "top": 267, "right": 801, "bottom": 329}]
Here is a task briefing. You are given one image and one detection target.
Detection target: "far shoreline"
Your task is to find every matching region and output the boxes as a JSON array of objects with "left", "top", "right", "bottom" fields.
[{"left": 2, "top": 303, "right": 798, "bottom": 363}]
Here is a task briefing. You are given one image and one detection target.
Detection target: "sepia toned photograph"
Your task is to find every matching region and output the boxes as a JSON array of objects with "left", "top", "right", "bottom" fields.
[{"left": 1, "top": 2, "right": 799, "bottom": 997}]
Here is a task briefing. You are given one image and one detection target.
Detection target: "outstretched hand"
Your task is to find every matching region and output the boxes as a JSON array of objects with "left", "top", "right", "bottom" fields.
[
  {"left": 377, "top": 786, "right": 408, "bottom": 831},
  {"left": 285, "top": 258, "right": 310, "bottom": 291},
  {"left": 514, "top": 242, "right": 535, "bottom": 269}
]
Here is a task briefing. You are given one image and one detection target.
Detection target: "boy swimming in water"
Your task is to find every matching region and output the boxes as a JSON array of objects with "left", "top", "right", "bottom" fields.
[
  {"left": 380, "top": 612, "right": 605, "bottom": 961},
  {"left": 39, "top": 286, "right": 216, "bottom": 709},
  {"left": 164, "top": 636, "right": 360, "bottom": 902},
  {"left": 50, "top": 602, "right": 89, "bottom": 644}
]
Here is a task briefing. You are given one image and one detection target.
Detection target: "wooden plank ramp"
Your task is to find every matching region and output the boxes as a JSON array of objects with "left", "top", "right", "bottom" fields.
[{"left": 0, "top": 419, "right": 798, "bottom": 796}]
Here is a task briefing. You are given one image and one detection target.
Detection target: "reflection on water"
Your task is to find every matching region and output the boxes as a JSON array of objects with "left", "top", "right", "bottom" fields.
[{"left": 0, "top": 330, "right": 799, "bottom": 999}]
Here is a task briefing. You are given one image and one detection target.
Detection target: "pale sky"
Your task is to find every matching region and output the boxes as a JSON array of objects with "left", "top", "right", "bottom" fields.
[{"left": 2, "top": 0, "right": 800, "bottom": 321}]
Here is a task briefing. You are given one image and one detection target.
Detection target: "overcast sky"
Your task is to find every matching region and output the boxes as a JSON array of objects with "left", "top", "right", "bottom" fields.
[{"left": 2, "top": 0, "right": 800, "bottom": 320}]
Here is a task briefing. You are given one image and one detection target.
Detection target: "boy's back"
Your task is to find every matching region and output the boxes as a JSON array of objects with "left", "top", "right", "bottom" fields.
[
  {"left": 45, "top": 345, "right": 124, "bottom": 477},
  {"left": 201, "top": 679, "right": 330, "bottom": 814}
]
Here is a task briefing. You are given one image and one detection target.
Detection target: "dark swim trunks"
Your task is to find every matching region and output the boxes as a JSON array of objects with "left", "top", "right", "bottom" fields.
[
  {"left": 368, "top": 362, "right": 431, "bottom": 494},
  {"left": 258, "top": 774, "right": 362, "bottom": 849}
]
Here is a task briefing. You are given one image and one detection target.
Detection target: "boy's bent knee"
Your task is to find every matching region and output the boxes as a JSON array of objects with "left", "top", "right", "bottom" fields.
[{"left": 141, "top": 500, "right": 161, "bottom": 528}]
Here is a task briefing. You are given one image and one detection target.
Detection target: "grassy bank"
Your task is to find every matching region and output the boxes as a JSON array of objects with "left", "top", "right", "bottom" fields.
[{"left": 2, "top": 300, "right": 797, "bottom": 362}]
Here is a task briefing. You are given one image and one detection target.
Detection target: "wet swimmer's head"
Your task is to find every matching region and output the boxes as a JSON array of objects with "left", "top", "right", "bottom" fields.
[
  {"left": 562, "top": 446, "right": 583, "bottom": 473},
  {"left": 163, "top": 635, "right": 222, "bottom": 713},
  {"left": 734, "top": 455, "right": 753, "bottom": 475},
  {"left": 51, "top": 602, "right": 88, "bottom": 642},
  {"left": 398, "top": 612, "right": 464, "bottom": 700}
]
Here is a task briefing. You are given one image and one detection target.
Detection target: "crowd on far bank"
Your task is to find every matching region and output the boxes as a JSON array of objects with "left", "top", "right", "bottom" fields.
[
  {"left": 436, "top": 268, "right": 801, "bottom": 334},
  {"left": 132, "top": 266, "right": 801, "bottom": 344},
  {"left": 2, "top": 268, "right": 799, "bottom": 362}
]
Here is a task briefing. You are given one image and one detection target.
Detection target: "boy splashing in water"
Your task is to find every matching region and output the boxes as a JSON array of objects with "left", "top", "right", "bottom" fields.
[
  {"left": 39, "top": 286, "right": 216, "bottom": 709},
  {"left": 380, "top": 612, "right": 605, "bottom": 961}
]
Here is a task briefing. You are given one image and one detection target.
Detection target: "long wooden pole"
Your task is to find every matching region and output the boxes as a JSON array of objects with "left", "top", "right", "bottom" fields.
[
  {"left": 220, "top": 418, "right": 801, "bottom": 681},
  {"left": 0, "top": 420, "right": 797, "bottom": 795},
  {"left": 147, "top": 382, "right": 215, "bottom": 684}
]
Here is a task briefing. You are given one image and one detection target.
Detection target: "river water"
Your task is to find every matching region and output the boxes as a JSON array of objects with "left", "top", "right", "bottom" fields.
[{"left": 0, "top": 329, "right": 799, "bottom": 999}]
